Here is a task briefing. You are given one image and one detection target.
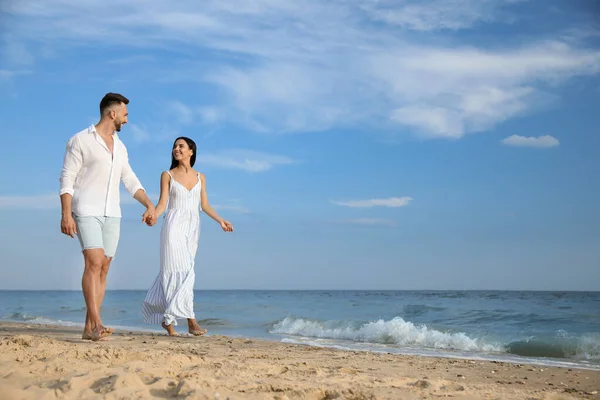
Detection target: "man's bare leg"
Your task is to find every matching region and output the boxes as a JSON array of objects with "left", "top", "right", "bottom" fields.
[
  {"left": 83, "top": 256, "right": 114, "bottom": 339},
  {"left": 81, "top": 249, "right": 112, "bottom": 341},
  {"left": 97, "top": 256, "right": 114, "bottom": 333}
]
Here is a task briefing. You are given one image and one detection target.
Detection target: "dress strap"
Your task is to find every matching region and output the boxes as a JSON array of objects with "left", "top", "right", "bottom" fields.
[{"left": 166, "top": 170, "right": 173, "bottom": 179}]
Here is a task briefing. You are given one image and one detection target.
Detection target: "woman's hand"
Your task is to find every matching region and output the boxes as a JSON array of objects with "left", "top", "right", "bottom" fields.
[{"left": 220, "top": 220, "right": 234, "bottom": 232}]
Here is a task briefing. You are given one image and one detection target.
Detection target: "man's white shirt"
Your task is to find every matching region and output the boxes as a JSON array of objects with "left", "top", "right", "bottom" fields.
[{"left": 59, "top": 125, "right": 145, "bottom": 218}]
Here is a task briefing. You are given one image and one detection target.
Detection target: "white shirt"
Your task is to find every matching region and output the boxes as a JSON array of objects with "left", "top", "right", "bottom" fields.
[{"left": 59, "top": 125, "right": 145, "bottom": 218}]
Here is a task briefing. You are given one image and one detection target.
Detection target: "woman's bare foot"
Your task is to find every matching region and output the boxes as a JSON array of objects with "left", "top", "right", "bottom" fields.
[
  {"left": 162, "top": 322, "right": 179, "bottom": 336},
  {"left": 187, "top": 319, "right": 207, "bottom": 336}
]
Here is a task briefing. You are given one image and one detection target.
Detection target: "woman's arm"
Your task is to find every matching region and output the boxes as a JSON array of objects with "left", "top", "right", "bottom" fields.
[
  {"left": 153, "top": 171, "right": 171, "bottom": 220},
  {"left": 200, "top": 173, "right": 233, "bottom": 232}
]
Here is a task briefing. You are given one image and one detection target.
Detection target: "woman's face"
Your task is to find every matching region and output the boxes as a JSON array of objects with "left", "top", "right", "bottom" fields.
[{"left": 172, "top": 139, "right": 193, "bottom": 163}]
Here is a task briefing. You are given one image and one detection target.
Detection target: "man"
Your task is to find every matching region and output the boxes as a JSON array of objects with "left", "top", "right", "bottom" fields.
[{"left": 59, "top": 93, "right": 155, "bottom": 341}]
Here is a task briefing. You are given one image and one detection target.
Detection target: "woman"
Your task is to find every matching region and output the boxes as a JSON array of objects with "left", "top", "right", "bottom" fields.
[{"left": 142, "top": 137, "right": 233, "bottom": 336}]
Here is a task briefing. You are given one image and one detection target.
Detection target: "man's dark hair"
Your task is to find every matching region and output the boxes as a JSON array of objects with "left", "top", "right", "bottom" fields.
[{"left": 99, "top": 93, "right": 129, "bottom": 115}]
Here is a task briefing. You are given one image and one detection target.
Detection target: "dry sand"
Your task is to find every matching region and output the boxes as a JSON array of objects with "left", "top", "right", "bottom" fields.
[{"left": 0, "top": 322, "right": 598, "bottom": 399}]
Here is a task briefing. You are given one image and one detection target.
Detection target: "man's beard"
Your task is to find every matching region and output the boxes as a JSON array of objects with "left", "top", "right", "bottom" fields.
[{"left": 114, "top": 120, "right": 122, "bottom": 132}]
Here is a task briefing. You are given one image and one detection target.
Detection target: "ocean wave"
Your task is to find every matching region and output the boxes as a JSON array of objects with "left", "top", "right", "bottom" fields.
[
  {"left": 506, "top": 334, "right": 600, "bottom": 361},
  {"left": 461, "top": 311, "right": 569, "bottom": 325},
  {"left": 1, "top": 314, "right": 163, "bottom": 333},
  {"left": 5, "top": 312, "right": 82, "bottom": 327},
  {"left": 270, "top": 316, "right": 502, "bottom": 353},
  {"left": 197, "top": 318, "right": 231, "bottom": 327},
  {"left": 270, "top": 316, "right": 600, "bottom": 362},
  {"left": 402, "top": 304, "right": 446, "bottom": 316},
  {"left": 8, "top": 312, "right": 39, "bottom": 321}
]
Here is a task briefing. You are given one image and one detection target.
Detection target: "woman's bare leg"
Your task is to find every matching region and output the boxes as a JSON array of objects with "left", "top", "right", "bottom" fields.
[{"left": 162, "top": 322, "right": 179, "bottom": 336}]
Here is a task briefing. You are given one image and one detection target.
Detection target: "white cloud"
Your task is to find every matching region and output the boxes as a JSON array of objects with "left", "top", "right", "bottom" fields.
[
  {"left": 501, "top": 134, "right": 560, "bottom": 148},
  {"left": 374, "top": 41, "right": 598, "bottom": 138},
  {"left": 361, "top": 0, "right": 527, "bottom": 31},
  {"left": 165, "top": 102, "right": 223, "bottom": 128},
  {"left": 167, "top": 101, "right": 195, "bottom": 126},
  {"left": 0, "top": 70, "right": 15, "bottom": 80},
  {"left": 3, "top": 0, "right": 600, "bottom": 137},
  {"left": 129, "top": 124, "right": 151, "bottom": 143},
  {"left": 331, "top": 197, "right": 413, "bottom": 208},
  {"left": 198, "top": 149, "right": 294, "bottom": 172},
  {"left": 0, "top": 69, "right": 31, "bottom": 81},
  {"left": 105, "top": 55, "right": 157, "bottom": 65},
  {"left": 391, "top": 106, "right": 464, "bottom": 139},
  {"left": 204, "top": 63, "right": 354, "bottom": 133},
  {"left": 198, "top": 107, "right": 221, "bottom": 124},
  {"left": 336, "top": 218, "right": 398, "bottom": 227},
  {"left": 390, "top": 87, "right": 535, "bottom": 138},
  {"left": 1, "top": 39, "right": 35, "bottom": 67}
]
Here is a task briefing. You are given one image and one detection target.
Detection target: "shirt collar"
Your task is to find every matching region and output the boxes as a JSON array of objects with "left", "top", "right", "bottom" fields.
[{"left": 88, "top": 124, "right": 121, "bottom": 141}]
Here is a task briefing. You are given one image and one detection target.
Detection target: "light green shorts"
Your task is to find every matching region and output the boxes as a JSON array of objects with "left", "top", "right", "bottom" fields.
[{"left": 73, "top": 215, "right": 121, "bottom": 258}]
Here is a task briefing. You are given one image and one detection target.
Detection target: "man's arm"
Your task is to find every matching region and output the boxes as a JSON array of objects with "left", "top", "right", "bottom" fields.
[
  {"left": 59, "top": 136, "right": 83, "bottom": 238},
  {"left": 121, "top": 148, "right": 155, "bottom": 223},
  {"left": 133, "top": 188, "right": 153, "bottom": 209}
]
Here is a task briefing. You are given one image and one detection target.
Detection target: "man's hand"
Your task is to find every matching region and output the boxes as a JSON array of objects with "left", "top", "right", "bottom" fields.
[
  {"left": 142, "top": 206, "right": 156, "bottom": 226},
  {"left": 145, "top": 215, "right": 157, "bottom": 226},
  {"left": 61, "top": 214, "right": 77, "bottom": 238}
]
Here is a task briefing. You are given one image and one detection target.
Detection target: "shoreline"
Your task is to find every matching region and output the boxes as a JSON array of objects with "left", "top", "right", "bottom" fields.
[
  {"left": 1, "top": 322, "right": 598, "bottom": 399},
  {"left": 3, "top": 318, "right": 599, "bottom": 373}
]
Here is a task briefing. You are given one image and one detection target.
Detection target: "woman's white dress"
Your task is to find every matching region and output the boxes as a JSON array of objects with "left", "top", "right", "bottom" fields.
[{"left": 142, "top": 171, "right": 201, "bottom": 326}]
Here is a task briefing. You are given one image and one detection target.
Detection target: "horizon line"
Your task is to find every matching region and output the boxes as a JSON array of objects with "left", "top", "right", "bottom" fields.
[{"left": 0, "top": 288, "right": 598, "bottom": 292}]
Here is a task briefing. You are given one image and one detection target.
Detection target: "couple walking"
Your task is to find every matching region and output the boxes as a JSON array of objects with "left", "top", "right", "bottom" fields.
[{"left": 59, "top": 93, "right": 233, "bottom": 341}]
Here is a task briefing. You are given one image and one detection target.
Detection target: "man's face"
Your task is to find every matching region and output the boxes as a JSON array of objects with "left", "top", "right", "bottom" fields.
[{"left": 113, "top": 103, "right": 129, "bottom": 132}]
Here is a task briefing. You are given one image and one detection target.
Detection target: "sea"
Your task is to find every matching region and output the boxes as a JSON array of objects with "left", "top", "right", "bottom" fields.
[{"left": 1, "top": 290, "right": 599, "bottom": 371}]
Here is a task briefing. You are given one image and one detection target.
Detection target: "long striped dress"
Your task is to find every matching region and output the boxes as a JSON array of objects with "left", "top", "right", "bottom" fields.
[{"left": 142, "top": 171, "right": 201, "bottom": 326}]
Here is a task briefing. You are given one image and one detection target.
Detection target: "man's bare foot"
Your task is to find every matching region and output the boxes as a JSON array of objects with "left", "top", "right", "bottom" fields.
[
  {"left": 87, "top": 326, "right": 112, "bottom": 341},
  {"left": 82, "top": 330, "right": 110, "bottom": 341},
  {"left": 188, "top": 320, "right": 207, "bottom": 336},
  {"left": 162, "top": 322, "right": 179, "bottom": 336}
]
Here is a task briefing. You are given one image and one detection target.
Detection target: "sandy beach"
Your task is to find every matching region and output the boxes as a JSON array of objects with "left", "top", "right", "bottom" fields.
[{"left": 0, "top": 322, "right": 598, "bottom": 400}]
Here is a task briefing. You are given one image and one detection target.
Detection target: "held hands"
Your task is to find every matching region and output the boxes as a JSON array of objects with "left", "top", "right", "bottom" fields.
[
  {"left": 220, "top": 220, "right": 234, "bottom": 232},
  {"left": 61, "top": 214, "right": 77, "bottom": 238},
  {"left": 144, "top": 216, "right": 157, "bottom": 226},
  {"left": 142, "top": 206, "right": 157, "bottom": 226}
]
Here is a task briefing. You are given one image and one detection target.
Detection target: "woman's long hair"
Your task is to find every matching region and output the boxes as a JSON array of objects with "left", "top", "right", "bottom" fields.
[{"left": 170, "top": 136, "right": 197, "bottom": 170}]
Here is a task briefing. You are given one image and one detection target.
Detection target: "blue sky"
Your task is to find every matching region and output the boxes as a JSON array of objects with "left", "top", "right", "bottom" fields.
[{"left": 0, "top": 0, "right": 599, "bottom": 291}]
